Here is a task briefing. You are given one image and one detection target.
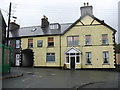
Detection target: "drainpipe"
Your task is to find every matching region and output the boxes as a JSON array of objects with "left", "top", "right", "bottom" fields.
[{"left": 60, "top": 35, "right": 61, "bottom": 68}]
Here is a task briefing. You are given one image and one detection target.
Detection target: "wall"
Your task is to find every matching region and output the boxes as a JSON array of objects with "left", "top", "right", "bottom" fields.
[
  {"left": 21, "top": 36, "right": 61, "bottom": 67},
  {"left": 61, "top": 15, "right": 115, "bottom": 69}
]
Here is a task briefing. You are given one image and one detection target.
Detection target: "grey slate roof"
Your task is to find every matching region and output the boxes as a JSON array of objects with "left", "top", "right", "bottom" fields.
[
  {"left": 9, "top": 15, "right": 117, "bottom": 38},
  {"left": 9, "top": 23, "right": 72, "bottom": 38}
]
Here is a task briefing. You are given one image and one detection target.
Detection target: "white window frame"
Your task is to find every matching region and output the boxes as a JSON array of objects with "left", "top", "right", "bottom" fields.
[
  {"left": 65, "top": 53, "right": 81, "bottom": 64},
  {"left": 85, "top": 35, "right": 91, "bottom": 45},
  {"left": 103, "top": 51, "right": 109, "bottom": 64},
  {"left": 102, "top": 34, "right": 108, "bottom": 45},
  {"left": 16, "top": 40, "right": 20, "bottom": 48},
  {"left": 86, "top": 52, "right": 92, "bottom": 64}
]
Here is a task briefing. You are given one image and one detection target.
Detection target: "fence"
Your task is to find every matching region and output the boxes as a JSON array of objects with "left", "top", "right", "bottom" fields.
[{"left": 0, "top": 44, "right": 12, "bottom": 73}]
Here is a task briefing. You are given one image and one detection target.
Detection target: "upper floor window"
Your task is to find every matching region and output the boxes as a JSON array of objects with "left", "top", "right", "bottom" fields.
[
  {"left": 37, "top": 40, "right": 43, "bottom": 47},
  {"left": 8, "top": 40, "right": 11, "bottom": 46},
  {"left": 86, "top": 52, "right": 92, "bottom": 64},
  {"left": 28, "top": 39, "right": 33, "bottom": 48},
  {"left": 85, "top": 35, "right": 91, "bottom": 45},
  {"left": 103, "top": 51, "right": 109, "bottom": 64},
  {"left": 46, "top": 53, "right": 55, "bottom": 62},
  {"left": 102, "top": 34, "right": 108, "bottom": 45},
  {"left": 48, "top": 37, "right": 54, "bottom": 47},
  {"left": 16, "top": 40, "right": 20, "bottom": 48},
  {"left": 67, "top": 36, "right": 79, "bottom": 46},
  {"left": 50, "top": 23, "right": 60, "bottom": 30}
]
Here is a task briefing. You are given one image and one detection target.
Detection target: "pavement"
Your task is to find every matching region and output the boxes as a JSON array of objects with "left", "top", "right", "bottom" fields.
[{"left": 1, "top": 69, "right": 23, "bottom": 79}]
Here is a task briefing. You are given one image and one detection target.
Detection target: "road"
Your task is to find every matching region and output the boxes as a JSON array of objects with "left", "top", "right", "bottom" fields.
[{"left": 2, "top": 67, "right": 120, "bottom": 88}]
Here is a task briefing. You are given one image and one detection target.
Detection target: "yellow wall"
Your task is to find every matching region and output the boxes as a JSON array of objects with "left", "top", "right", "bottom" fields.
[
  {"left": 21, "top": 36, "right": 61, "bottom": 67},
  {"left": 21, "top": 15, "right": 115, "bottom": 69}
]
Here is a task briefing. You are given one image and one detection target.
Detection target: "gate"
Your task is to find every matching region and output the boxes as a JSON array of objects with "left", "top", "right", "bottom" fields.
[{"left": 0, "top": 44, "right": 12, "bottom": 73}]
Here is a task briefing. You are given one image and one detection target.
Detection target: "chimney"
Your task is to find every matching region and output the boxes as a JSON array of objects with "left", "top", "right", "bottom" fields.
[
  {"left": 80, "top": 2, "right": 93, "bottom": 17},
  {"left": 9, "top": 21, "right": 20, "bottom": 30},
  {"left": 41, "top": 15, "right": 49, "bottom": 28}
]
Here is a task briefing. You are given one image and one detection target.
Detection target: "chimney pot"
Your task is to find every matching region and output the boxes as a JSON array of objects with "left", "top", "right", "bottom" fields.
[
  {"left": 87, "top": 2, "right": 89, "bottom": 6},
  {"left": 84, "top": 3, "right": 86, "bottom": 6}
]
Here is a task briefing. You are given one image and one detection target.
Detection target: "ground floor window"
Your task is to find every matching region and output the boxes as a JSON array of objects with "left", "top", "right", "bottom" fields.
[
  {"left": 86, "top": 52, "right": 92, "bottom": 64},
  {"left": 46, "top": 53, "right": 55, "bottom": 62},
  {"left": 103, "top": 51, "right": 109, "bottom": 64}
]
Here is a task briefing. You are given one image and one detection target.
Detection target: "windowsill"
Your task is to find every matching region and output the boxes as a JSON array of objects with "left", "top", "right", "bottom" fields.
[
  {"left": 46, "top": 61, "right": 55, "bottom": 63},
  {"left": 85, "top": 45, "right": 92, "bottom": 46},
  {"left": 28, "top": 47, "right": 33, "bottom": 48},
  {"left": 47, "top": 46, "right": 54, "bottom": 48},
  {"left": 102, "top": 44, "right": 109, "bottom": 46},
  {"left": 76, "top": 63, "right": 80, "bottom": 64},
  {"left": 85, "top": 63, "right": 92, "bottom": 65},
  {"left": 102, "top": 63, "right": 110, "bottom": 65},
  {"left": 67, "top": 45, "right": 80, "bottom": 47}
]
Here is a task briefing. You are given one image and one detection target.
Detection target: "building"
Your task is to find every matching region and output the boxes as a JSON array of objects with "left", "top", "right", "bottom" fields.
[
  {"left": 0, "top": 10, "right": 11, "bottom": 73},
  {"left": 8, "top": 21, "right": 21, "bottom": 66},
  {"left": 118, "top": 1, "right": 120, "bottom": 43},
  {"left": 0, "top": 10, "right": 7, "bottom": 45},
  {"left": 9, "top": 3, "right": 116, "bottom": 69}
]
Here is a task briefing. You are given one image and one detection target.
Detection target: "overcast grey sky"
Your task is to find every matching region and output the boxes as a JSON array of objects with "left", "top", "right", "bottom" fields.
[{"left": 0, "top": 0, "right": 119, "bottom": 42}]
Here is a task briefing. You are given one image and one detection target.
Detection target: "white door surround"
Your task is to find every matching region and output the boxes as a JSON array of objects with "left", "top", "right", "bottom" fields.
[{"left": 65, "top": 47, "right": 81, "bottom": 69}]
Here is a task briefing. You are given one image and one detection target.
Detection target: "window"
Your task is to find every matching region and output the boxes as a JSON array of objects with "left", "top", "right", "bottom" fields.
[
  {"left": 46, "top": 53, "right": 55, "bottom": 62},
  {"left": 48, "top": 37, "right": 54, "bottom": 47},
  {"left": 16, "top": 40, "right": 20, "bottom": 48},
  {"left": 8, "top": 40, "right": 11, "bottom": 46},
  {"left": 76, "top": 53, "right": 80, "bottom": 63},
  {"left": 28, "top": 39, "right": 33, "bottom": 48},
  {"left": 67, "top": 36, "right": 79, "bottom": 46},
  {"left": 66, "top": 53, "right": 69, "bottom": 63},
  {"left": 103, "top": 51, "right": 109, "bottom": 64},
  {"left": 50, "top": 24, "right": 59, "bottom": 29},
  {"left": 102, "top": 34, "right": 108, "bottom": 45},
  {"left": 85, "top": 35, "right": 91, "bottom": 45},
  {"left": 37, "top": 40, "right": 43, "bottom": 47},
  {"left": 86, "top": 52, "right": 92, "bottom": 64}
]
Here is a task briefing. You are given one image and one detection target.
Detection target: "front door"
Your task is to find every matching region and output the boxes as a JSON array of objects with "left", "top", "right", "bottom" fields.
[
  {"left": 70, "top": 57, "right": 75, "bottom": 69},
  {"left": 15, "top": 54, "right": 20, "bottom": 66}
]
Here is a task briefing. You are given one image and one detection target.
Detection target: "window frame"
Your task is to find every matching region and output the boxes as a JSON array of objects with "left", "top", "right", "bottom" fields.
[
  {"left": 15, "top": 40, "right": 20, "bottom": 49},
  {"left": 85, "top": 35, "right": 91, "bottom": 45},
  {"left": 102, "top": 34, "right": 108, "bottom": 45},
  {"left": 86, "top": 52, "right": 92, "bottom": 65},
  {"left": 46, "top": 53, "right": 55, "bottom": 62},
  {"left": 37, "top": 40, "right": 43, "bottom": 47},
  {"left": 48, "top": 37, "right": 54, "bottom": 47},
  {"left": 103, "top": 51, "right": 109, "bottom": 64},
  {"left": 28, "top": 39, "right": 33, "bottom": 48},
  {"left": 67, "top": 36, "right": 79, "bottom": 46}
]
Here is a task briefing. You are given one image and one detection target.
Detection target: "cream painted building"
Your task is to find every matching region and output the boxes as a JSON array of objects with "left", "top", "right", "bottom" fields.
[{"left": 9, "top": 4, "right": 116, "bottom": 69}]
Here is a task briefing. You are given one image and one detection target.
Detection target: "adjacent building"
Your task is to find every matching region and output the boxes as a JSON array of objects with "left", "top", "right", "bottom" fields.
[
  {"left": 118, "top": 1, "right": 120, "bottom": 43},
  {"left": 9, "top": 3, "right": 116, "bottom": 69}
]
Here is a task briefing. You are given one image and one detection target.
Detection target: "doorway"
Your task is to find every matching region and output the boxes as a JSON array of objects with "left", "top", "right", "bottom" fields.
[
  {"left": 70, "top": 57, "right": 75, "bottom": 69},
  {"left": 22, "top": 49, "right": 34, "bottom": 67},
  {"left": 15, "top": 54, "right": 20, "bottom": 66}
]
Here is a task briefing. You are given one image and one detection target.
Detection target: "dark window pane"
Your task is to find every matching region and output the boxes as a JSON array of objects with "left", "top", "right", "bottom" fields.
[{"left": 76, "top": 56, "right": 79, "bottom": 63}]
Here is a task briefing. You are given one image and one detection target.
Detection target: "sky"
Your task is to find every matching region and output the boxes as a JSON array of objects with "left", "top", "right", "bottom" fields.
[{"left": 0, "top": 0, "right": 119, "bottom": 42}]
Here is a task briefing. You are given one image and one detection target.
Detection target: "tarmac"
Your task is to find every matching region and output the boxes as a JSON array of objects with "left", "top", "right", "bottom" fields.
[{"left": 2, "top": 67, "right": 120, "bottom": 88}]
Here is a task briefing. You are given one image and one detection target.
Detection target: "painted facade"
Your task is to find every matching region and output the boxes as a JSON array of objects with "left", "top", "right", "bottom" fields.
[
  {"left": 20, "top": 15, "right": 116, "bottom": 69},
  {"left": 9, "top": 4, "right": 116, "bottom": 69}
]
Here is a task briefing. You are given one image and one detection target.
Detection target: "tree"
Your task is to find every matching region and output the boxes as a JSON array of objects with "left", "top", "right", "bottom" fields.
[{"left": 116, "top": 43, "right": 120, "bottom": 54}]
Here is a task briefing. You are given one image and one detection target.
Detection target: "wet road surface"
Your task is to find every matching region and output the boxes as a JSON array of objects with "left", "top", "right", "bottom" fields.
[{"left": 2, "top": 67, "right": 119, "bottom": 88}]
